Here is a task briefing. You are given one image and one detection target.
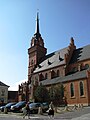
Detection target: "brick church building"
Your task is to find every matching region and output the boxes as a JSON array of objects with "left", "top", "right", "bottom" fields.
[{"left": 18, "top": 13, "right": 90, "bottom": 106}]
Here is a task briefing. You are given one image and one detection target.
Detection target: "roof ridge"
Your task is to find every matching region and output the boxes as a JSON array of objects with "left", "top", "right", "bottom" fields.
[{"left": 0, "top": 81, "right": 9, "bottom": 87}]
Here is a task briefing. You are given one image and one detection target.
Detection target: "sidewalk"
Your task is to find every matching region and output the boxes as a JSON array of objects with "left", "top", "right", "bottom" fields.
[
  {"left": 0, "top": 107, "right": 90, "bottom": 120},
  {"left": 0, "top": 112, "right": 48, "bottom": 119},
  {"left": 72, "top": 113, "right": 90, "bottom": 120}
]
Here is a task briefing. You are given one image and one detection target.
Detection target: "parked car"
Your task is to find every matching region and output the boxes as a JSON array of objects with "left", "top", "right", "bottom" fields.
[
  {"left": 0, "top": 105, "right": 5, "bottom": 112},
  {"left": 42, "top": 102, "right": 49, "bottom": 112},
  {"left": 0, "top": 102, "right": 16, "bottom": 112},
  {"left": 29, "top": 102, "right": 49, "bottom": 113},
  {"left": 10, "top": 101, "right": 26, "bottom": 112},
  {"left": 29, "top": 103, "right": 41, "bottom": 113}
]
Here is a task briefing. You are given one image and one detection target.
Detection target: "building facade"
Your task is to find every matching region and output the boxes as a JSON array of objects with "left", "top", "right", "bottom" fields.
[
  {"left": 8, "top": 91, "right": 18, "bottom": 103},
  {"left": 18, "top": 13, "right": 90, "bottom": 106},
  {"left": 0, "top": 81, "right": 9, "bottom": 104}
]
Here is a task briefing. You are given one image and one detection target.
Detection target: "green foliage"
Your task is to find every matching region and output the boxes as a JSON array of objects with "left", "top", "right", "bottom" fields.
[
  {"left": 34, "top": 84, "right": 49, "bottom": 102},
  {"left": 34, "top": 83, "right": 65, "bottom": 105},
  {"left": 49, "top": 84, "right": 64, "bottom": 105}
]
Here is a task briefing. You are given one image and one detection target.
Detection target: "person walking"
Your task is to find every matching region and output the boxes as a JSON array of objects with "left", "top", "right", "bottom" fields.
[
  {"left": 48, "top": 101, "right": 54, "bottom": 118},
  {"left": 23, "top": 102, "right": 30, "bottom": 119}
]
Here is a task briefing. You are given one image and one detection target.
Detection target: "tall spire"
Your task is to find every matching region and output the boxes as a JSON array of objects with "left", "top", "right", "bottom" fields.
[
  {"left": 35, "top": 12, "right": 39, "bottom": 34},
  {"left": 34, "top": 12, "right": 41, "bottom": 39}
]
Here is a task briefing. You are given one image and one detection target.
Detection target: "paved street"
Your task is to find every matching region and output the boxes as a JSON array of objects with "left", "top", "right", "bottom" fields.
[{"left": 0, "top": 107, "right": 90, "bottom": 120}]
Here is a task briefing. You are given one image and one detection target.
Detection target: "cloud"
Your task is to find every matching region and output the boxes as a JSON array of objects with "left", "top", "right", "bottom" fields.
[{"left": 8, "top": 79, "right": 27, "bottom": 91}]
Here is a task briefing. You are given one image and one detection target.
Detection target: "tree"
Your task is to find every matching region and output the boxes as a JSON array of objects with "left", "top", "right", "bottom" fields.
[
  {"left": 49, "top": 84, "right": 64, "bottom": 105},
  {"left": 34, "top": 83, "right": 49, "bottom": 103}
]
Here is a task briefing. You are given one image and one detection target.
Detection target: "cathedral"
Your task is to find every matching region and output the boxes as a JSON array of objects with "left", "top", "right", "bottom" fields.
[{"left": 18, "top": 13, "right": 90, "bottom": 106}]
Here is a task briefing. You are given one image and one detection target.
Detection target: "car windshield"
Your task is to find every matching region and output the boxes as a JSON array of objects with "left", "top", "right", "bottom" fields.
[
  {"left": 5, "top": 103, "right": 15, "bottom": 107},
  {"left": 42, "top": 103, "right": 48, "bottom": 106},
  {"left": 30, "top": 103, "right": 41, "bottom": 107}
]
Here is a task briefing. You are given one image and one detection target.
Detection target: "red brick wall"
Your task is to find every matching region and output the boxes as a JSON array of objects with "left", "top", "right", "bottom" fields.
[
  {"left": 66, "top": 60, "right": 90, "bottom": 75},
  {"left": 64, "top": 79, "right": 88, "bottom": 106},
  {"left": 33, "top": 65, "right": 65, "bottom": 81}
]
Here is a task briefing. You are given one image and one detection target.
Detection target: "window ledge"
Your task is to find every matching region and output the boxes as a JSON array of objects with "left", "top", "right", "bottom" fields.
[
  {"left": 80, "top": 95, "right": 85, "bottom": 98},
  {"left": 70, "top": 96, "right": 75, "bottom": 99}
]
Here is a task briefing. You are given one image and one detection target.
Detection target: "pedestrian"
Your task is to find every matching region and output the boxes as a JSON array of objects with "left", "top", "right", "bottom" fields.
[
  {"left": 48, "top": 101, "right": 54, "bottom": 118},
  {"left": 23, "top": 102, "right": 30, "bottom": 119}
]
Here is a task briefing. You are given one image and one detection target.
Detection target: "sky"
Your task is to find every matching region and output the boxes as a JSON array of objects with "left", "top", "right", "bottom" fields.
[{"left": 0, "top": 0, "right": 90, "bottom": 91}]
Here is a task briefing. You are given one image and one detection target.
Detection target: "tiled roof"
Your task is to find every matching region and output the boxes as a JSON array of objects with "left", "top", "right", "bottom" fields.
[
  {"left": 34, "top": 44, "right": 90, "bottom": 73},
  {"left": 0, "top": 81, "right": 9, "bottom": 87},
  {"left": 40, "top": 70, "right": 87, "bottom": 86},
  {"left": 34, "top": 47, "right": 68, "bottom": 73},
  {"left": 70, "top": 44, "right": 90, "bottom": 64}
]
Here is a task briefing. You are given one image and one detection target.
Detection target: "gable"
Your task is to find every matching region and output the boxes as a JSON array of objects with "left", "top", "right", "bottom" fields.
[
  {"left": 70, "top": 45, "right": 90, "bottom": 64},
  {"left": 0, "top": 81, "right": 9, "bottom": 87}
]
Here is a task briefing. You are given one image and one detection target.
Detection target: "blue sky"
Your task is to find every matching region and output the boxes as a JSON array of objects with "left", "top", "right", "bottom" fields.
[{"left": 0, "top": 0, "right": 90, "bottom": 90}]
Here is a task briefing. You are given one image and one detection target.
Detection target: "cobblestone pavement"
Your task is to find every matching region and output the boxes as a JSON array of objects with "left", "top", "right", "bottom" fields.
[{"left": 0, "top": 107, "right": 90, "bottom": 120}]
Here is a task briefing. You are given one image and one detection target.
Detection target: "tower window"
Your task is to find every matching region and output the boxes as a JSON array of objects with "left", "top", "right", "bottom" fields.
[
  {"left": 31, "top": 60, "right": 34, "bottom": 65},
  {"left": 31, "top": 69, "right": 33, "bottom": 73}
]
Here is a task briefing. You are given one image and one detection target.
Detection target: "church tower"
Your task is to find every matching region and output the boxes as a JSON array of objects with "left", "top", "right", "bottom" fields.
[{"left": 28, "top": 12, "right": 47, "bottom": 81}]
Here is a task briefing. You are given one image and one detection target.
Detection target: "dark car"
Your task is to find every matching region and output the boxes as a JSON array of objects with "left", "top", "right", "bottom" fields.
[
  {"left": 0, "top": 105, "right": 5, "bottom": 112},
  {"left": 10, "top": 101, "right": 26, "bottom": 112},
  {"left": 29, "top": 102, "right": 49, "bottom": 113},
  {"left": 42, "top": 102, "right": 49, "bottom": 112},
  {"left": 29, "top": 103, "right": 41, "bottom": 113},
  {"left": 0, "top": 102, "right": 16, "bottom": 112}
]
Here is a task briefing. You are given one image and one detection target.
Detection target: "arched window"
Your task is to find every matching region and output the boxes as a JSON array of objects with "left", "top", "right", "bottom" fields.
[
  {"left": 72, "top": 67, "right": 78, "bottom": 72},
  {"left": 39, "top": 73, "right": 44, "bottom": 81},
  {"left": 51, "top": 70, "right": 55, "bottom": 79},
  {"left": 45, "top": 73, "right": 48, "bottom": 79},
  {"left": 31, "top": 59, "right": 34, "bottom": 65},
  {"left": 57, "top": 70, "right": 59, "bottom": 77},
  {"left": 60, "top": 84, "right": 64, "bottom": 98},
  {"left": 84, "top": 64, "right": 89, "bottom": 69},
  {"left": 70, "top": 83, "right": 74, "bottom": 97},
  {"left": 31, "top": 69, "right": 33, "bottom": 73},
  {"left": 80, "top": 81, "right": 84, "bottom": 96}
]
